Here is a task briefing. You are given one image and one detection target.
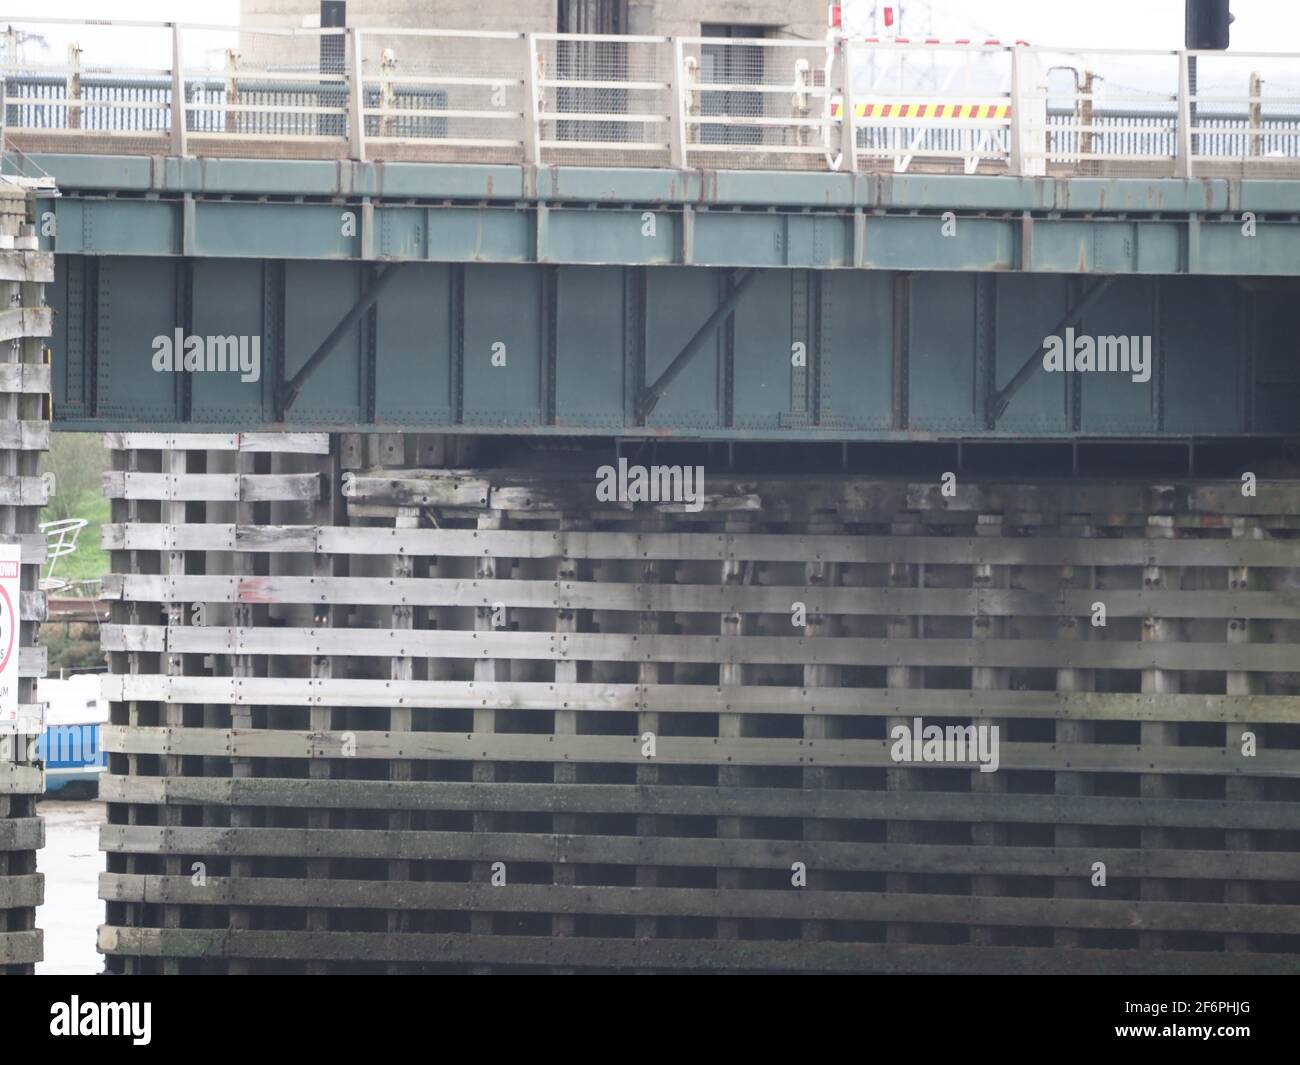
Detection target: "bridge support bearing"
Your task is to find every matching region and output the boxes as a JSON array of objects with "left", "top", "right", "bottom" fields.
[
  {"left": 0, "top": 185, "right": 52, "bottom": 975},
  {"left": 96, "top": 433, "right": 1300, "bottom": 973}
]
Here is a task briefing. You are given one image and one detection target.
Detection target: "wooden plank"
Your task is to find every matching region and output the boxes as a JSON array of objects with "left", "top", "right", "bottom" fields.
[
  {"left": 19, "top": 590, "right": 46, "bottom": 622},
  {"left": 0, "top": 475, "right": 48, "bottom": 507},
  {"left": 98, "top": 724, "right": 1300, "bottom": 777},
  {"left": 237, "top": 433, "right": 331, "bottom": 454},
  {"left": 102, "top": 471, "right": 320, "bottom": 503},
  {"left": 100, "top": 523, "right": 1300, "bottom": 567},
  {"left": 95, "top": 926, "right": 1300, "bottom": 973},
  {"left": 99, "top": 674, "right": 1300, "bottom": 724},
  {"left": 102, "top": 432, "right": 330, "bottom": 454},
  {"left": 98, "top": 572, "right": 1300, "bottom": 619},
  {"left": 0, "top": 363, "right": 50, "bottom": 394},
  {"left": 97, "top": 874, "right": 1300, "bottom": 935},
  {"left": 18, "top": 645, "right": 46, "bottom": 676},
  {"left": 343, "top": 472, "right": 490, "bottom": 507},
  {"left": 0, "top": 818, "right": 44, "bottom": 852},
  {"left": 0, "top": 931, "right": 42, "bottom": 966},
  {"left": 0, "top": 765, "right": 43, "bottom": 795},
  {"left": 0, "top": 307, "right": 52, "bottom": 343},
  {"left": 355, "top": 469, "right": 1300, "bottom": 520},
  {"left": 98, "top": 824, "right": 1300, "bottom": 880},
  {"left": 94, "top": 774, "right": 1300, "bottom": 830},
  {"left": 101, "top": 623, "right": 1300, "bottom": 673},
  {"left": 0, "top": 421, "right": 49, "bottom": 451},
  {"left": 0, "top": 875, "right": 42, "bottom": 909},
  {"left": 0, "top": 249, "right": 54, "bottom": 283},
  {"left": 0, "top": 532, "right": 48, "bottom": 564}
]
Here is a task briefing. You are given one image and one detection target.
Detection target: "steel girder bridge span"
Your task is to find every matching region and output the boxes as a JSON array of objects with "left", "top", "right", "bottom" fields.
[{"left": 3, "top": 18, "right": 1300, "bottom": 976}]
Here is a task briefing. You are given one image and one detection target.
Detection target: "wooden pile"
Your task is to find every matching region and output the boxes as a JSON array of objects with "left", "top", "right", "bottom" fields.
[{"left": 0, "top": 184, "right": 52, "bottom": 975}]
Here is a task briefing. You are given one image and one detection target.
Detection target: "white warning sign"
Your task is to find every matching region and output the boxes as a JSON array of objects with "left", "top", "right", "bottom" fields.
[{"left": 0, "top": 544, "right": 19, "bottom": 726}]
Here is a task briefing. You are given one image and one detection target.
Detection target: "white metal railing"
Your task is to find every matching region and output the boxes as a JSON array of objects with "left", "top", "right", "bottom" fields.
[{"left": 1, "top": 17, "right": 1297, "bottom": 177}]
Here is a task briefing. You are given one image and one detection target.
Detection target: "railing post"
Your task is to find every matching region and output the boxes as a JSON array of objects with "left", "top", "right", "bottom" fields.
[
  {"left": 522, "top": 33, "right": 541, "bottom": 166},
  {"left": 838, "top": 37, "right": 857, "bottom": 173},
  {"left": 348, "top": 28, "right": 366, "bottom": 162},
  {"left": 170, "top": 24, "right": 187, "bottom": 157},
  {"left": 379, "top": 46, "right": 396, "bottom": 139},
  {"left": 1008, "top": 45, "right": 1025, "bottom": 177},
  {"left": 1248, "top": 70, "right": 1262, "bottom": 158},
  {"left": 1176, "top": 50, "right": 1194, "bottom": 178},
  {"left": 667, "top": 37, "right": 687, "bottom": 169},
  {"left": 66, "top": 43, "right": 82, "bottom": 131},
  {"left": 225, "top": 49, "right": 239, "bottom": 135},
  {"left": 1080, "top": 70, "right": 1095, "bottom": 165}
]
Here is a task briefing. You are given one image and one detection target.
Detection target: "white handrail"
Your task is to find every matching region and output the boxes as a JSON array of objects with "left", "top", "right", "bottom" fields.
[{"left": 0, "top": 20, "right": 1295, "bottom": 177}]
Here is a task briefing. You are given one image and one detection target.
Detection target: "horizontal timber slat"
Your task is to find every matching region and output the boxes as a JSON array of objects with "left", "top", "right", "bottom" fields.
[
  {"left": 97, "top": 573, "right": 1300, "bottom": 619},
  {"left": 99, "top": 675, "right": 1300, "bottom": 723},
  {"left": 98, "top": 623, "right": 1300, "bottom": 672},
  {"left": 98, "top": 825, "right": 1300, "bottom": 880},
  {"left": 100, "top": 523, "right": 1300, "bottom": 567},
  {"left": 0, "top": 932, "right": 42, "bottom": 966},
  {"left": 0, "top": 875, "right": 42, "bottom": 910},
  {"left": 0, "top": 363, "right": 52, "bottom": 394},
  {"left": 102, "top": 471, "right": 321, "bottom": 503},
  {"left": 97, "top": 875, "right": 1300, "bottom": 935},
  {"left": 97, "top": 775, "right": 1300, "bottom": 830},
  {"left": 102, "top": 432, "right": 330, "bottom": 453},
  {"left": 94, "top": 927, "right": 1300, "bottom": 974},
  {"left": 97, "top": 725, "right": 1297, "bottom": 776}
]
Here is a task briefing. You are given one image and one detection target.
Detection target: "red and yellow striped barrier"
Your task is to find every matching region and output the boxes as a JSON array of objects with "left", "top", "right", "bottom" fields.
[{"left": 831, "top": 101, "right": 1012, "bottom": 120}]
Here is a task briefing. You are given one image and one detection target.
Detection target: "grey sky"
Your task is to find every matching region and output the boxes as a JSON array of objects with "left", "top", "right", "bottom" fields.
[
  {"left": 0, "top": 1, "right": 1295, "bottom": 52},
  {"left": 1, "top": 0, "right": 1294, "bottom": 93}
]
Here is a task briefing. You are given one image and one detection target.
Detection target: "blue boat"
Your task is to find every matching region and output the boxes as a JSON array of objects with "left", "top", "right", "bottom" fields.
[{"left": 35, "top": 674, "right": 106, "bottom": 795}]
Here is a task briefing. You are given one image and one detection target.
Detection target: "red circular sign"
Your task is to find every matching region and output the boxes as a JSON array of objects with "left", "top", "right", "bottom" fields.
[{"left": 0, "top": 583, "right": 15, "bottom": 675}]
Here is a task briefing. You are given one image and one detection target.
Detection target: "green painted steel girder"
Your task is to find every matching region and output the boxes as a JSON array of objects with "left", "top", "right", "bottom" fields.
[
  {"left": 39, "top": 195, "right": 1300, "bottom": 275},
  {"left": 18, "top": 153, "right": 1300, "bottom": 214},
  {"left": 46, "top": 255, "right": 1300, "bottom": 440}
]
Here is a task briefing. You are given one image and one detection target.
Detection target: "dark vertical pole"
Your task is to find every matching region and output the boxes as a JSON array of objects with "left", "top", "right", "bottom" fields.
[{"left": 320, "top": 1, "right": 346, "bottom": 138}]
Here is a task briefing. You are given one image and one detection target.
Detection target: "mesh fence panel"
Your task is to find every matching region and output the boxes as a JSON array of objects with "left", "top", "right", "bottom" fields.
[
  {"left": 0, "top": 21, "right": 172, "bottom": 155},
  {"left": 845, "top": 43, "right": 1012, "bottom": 175},
  {"left": 536, "top": 34, "right": 672, "bottom": 168},
  {"left": 178, "top": 26, "right": 346, "bottom": 157},
  {"left": 1190, "top": 52, "right": 1300, "bottom": 178},
  {"left": 1026, "top": 49, "right": 1180, "bottom": 178},
  {"left": 359, "top": 30, "right": 526, "bottom": 164},
  {"left": 683, "top": 36, "right": 835, "bottom": 171}
]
